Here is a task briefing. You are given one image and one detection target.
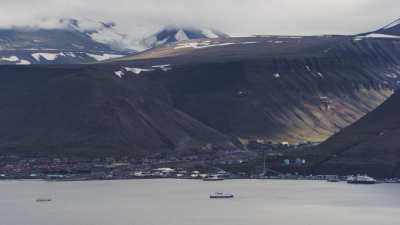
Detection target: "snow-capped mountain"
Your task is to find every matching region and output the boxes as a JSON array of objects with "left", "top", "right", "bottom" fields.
[
  {"left": 140, "top": 27, "right": 229, "bottom": 49},
  {"left": 0, "top": 18, "right": 133, "bottom": 65},
  {"left": 0, "top": 19, "right": 230, "bottom": 65}
]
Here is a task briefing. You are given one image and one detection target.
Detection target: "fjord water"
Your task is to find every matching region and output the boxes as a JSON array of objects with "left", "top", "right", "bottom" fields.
[{"left": 1, "top": 179, "right": 399, "bottom": 225}]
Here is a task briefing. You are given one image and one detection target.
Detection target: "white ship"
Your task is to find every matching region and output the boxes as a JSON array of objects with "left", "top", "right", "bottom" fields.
[
  {"left": 203, "top": 175, "right": 224, "bottom": 181},
  {"left": 347, "top": 175, "right": 377, "bottom": 184}
]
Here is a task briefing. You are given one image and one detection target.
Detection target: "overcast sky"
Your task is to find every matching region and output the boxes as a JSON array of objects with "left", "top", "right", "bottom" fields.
[{"left": 0, "top": 0, "right": 399, "bottom": 37}]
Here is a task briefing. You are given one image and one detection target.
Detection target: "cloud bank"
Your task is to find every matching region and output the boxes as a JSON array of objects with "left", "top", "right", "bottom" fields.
[{"left": 0, "top": 0, "right": 399, "bottom": 37}]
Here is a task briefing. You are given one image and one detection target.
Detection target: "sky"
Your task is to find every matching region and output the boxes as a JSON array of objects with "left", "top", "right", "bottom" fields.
[{"left": 0, "top": 0, "right": 399, "bottom": 38}]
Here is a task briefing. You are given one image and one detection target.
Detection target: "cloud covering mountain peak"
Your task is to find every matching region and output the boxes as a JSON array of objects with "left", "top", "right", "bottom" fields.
[{"left": 1, "top": 0, "right": 400, "bottom": 37}]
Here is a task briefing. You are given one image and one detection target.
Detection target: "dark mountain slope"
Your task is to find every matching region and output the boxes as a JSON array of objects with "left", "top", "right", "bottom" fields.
[
  {"left": 309, "top": 91, "right": 400, "bottom": 177},
  {"left": 2, "top": 29, "right": 400, "bottom": 157},
  {"left": 0, "top": 65, "right": 232, "bottom": 157},
  {"left": 109, "top": 36, "right": 400, "bottom": 143}
]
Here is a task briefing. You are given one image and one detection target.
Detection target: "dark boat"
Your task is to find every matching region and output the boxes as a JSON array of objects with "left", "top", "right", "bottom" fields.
[
  {"left": 36, "top": 198, "right": 52, "bottom": 202},
  {"left": 210, "top": 192, "right": 234, "bottom": 199}
]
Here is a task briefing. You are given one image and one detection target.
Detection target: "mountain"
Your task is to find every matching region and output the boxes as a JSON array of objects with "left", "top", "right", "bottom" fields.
[
  {"left": 375, "top": 18, "right": 400, "bottom": 36},
  {"left": 0, "top": 65, "right": 233, "bottom": 157},
  {"left": 0, "top": 21, "right": 230, "bottom": 65},
  {"left": 300, "top": 18, "right": 400, "bottom": 177},
  {"left": 0, "top": 19, "right": 133, "bottom": 65},
  {"left": 356, "top": 18, "right": 400, "bottom": 39},
  {"left": 308, "top": 91, "right": 400, "bottom": 178},
  {"left": 1, "top": 35, "right": 400, "bottom": 157},
  {"left": 1, "top": 20, "right": 400, "bottom": 157},
  {"left": 111, "top": 35, "right": 400, "bottom": 145},
  {"left": 140, "top": 27, "right": 229, "bottom": 49}
]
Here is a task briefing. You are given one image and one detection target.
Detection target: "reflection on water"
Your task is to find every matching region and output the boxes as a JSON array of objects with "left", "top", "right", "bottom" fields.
[{"left": 1, "top": 179, "right": 400, "bottom": 225}]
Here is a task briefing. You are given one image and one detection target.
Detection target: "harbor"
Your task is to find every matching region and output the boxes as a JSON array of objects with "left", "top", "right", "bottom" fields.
[{"left": 1, "top": 179, "right": 400, "bottom": 225}]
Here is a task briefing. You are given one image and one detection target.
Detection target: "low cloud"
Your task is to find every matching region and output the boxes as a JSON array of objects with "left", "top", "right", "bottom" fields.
[{"left": 0, "top": 0, "right": 399, "bottom": 38}]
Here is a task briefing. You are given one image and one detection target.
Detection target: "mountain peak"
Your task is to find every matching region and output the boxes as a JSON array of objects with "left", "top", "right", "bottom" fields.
[
  {"left": 357, "top": 18, "right": 400, "bottom": 38},
  {"left": 372, "top": 18, "right": 400, "bottom": 36},
  {"left": 382, "top": 18, "right": 400, "bottom": 30},
  {"left": 140, "top": 27, "right": 229, "bottom": 49}
]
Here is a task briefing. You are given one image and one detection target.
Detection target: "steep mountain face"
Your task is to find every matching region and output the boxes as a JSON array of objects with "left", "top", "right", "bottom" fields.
[
  {"left": 0, "top": 65, "right": 233, "bottom": 157},
  {"left": 0, "top": 19, "right": 132, "bottom": 65},
  {"left": 110, "top": 35, "right": 400, "bottom": 145},
  {"left": 308, "top": 91, "right": 400, "bottom": 178},
  {"left": 140, "top": 27, "right": 229, "bottom": 49}
]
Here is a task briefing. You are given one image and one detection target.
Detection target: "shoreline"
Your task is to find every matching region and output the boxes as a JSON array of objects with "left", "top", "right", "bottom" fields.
[{"left": 1, "top": 177, "right": 399, "bottom": 184}]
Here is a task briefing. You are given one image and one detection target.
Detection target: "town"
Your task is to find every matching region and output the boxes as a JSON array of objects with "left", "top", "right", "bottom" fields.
[
  {"left": 1, "top": 141, "right": 398, "bottom": 183},
  {"left": 0, "top": 141, "right": 315, "bottom": 180}
]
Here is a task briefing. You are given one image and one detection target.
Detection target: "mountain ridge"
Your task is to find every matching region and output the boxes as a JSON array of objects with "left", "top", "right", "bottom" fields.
[
  {"left": 308, "top": 91, "right": 400, "bottom": 177},
  {"left": 1, "top": 20, "right": 400, "bottom": 157},
  {"left": 139, "top": 27, "right": 229, "bottom": 50}
]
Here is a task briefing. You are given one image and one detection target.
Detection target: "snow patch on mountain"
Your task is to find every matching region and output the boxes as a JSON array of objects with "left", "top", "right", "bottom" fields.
[
  {"left": 175, "top": 41, "right": 235, "bottom": 49},
  {"left": 16, "top": 60, "right": 31, "bottom": 65},
  {"left": 114, "top": 65, "right": 173, "bottom": 77},
  {"left": 386, "top": 73, "right": 398, "bottom": 79},
  {"left": 87, "top": 53, "right": 125, "bottom": 61},
  {"left": 0, "top": 56, "right": 19, "bottom": 62},
  {"left": 124, "top": 67, "right": 155, "bottom": 74},
  {"left": 152, "top": 64, "right": 172, "bottom": 71},
  {"left": 32, "top": 52, "right": 78, "bottom": 61},
  {"left": 201, "top": 29, "right": 220, "bottom": 38},
  {"left": 354, "top": 33, "right": 400, "bottom": 40},
  {"left": 241, "top": 41, "right": 258, "bottom": 45},
  {"left": 32, "top": 53, "right": 59, "bottom": 61},
  {"left": 0, "top": 56, "right": 31, "bottom": 65},
  {"left": 114, "top": 71, "right": 124, "bottom": 78},
  {"left": 174, "top": 29, "right": 189, "bottom": 41}
]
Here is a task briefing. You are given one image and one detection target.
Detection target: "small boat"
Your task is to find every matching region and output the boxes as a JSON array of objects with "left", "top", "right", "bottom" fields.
[
  {"left": 210, "top": 192, "right": 234, "bottom": 199},
  {"left": 203, "top": 175, "right": 224, "bottom": 181},
  {"left": 347, "top": 175, "right": 377, "bottom": 184},
  {"left": 36, "top": 198, "right": 52, "bottom": 202}
]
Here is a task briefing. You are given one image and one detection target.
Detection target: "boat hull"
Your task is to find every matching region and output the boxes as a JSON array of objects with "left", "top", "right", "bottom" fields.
[
  {"left": 347, "top": 180, "right": 376, "bottom": 184},
  {"left": 210, "top": 195, "right": 234, "bottom": 199},
  {"left": 203, "top": 178, "right": 224, "bottom": 181},
  {"left": 36, "top": 199, "right": 52, "bottom": 202}
]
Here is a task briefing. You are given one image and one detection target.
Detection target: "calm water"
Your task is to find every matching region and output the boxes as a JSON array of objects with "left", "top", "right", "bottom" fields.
[{"left": 1, "top": 179, "right": 400, "bottom": 225}]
